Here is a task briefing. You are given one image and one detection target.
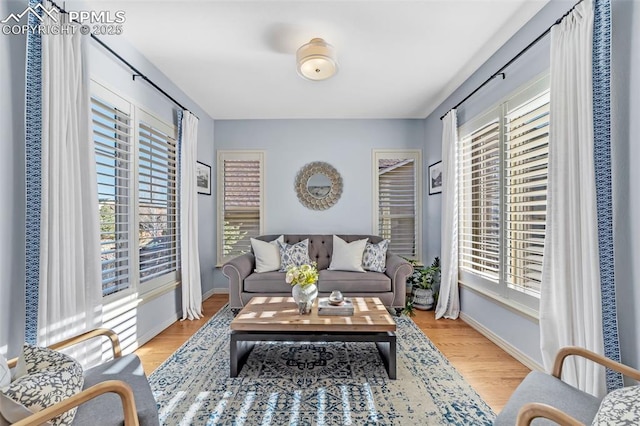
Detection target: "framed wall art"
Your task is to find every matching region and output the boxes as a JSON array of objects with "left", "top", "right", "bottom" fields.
[
  {"left": 196, "top": 161, "right": 212, "bottom": 195},
  {"left": 428, "top": 161, "right": 442, "bottom": 195}
]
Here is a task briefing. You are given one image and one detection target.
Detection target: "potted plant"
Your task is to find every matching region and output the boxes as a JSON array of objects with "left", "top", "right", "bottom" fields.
[{"left": 412, "top": 257, "right": 440, "bottom": 310}]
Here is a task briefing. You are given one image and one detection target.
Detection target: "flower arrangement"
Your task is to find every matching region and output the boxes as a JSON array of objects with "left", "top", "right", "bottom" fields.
[{"left": 285, "top": 262, "right": 319, "bottom": 288}]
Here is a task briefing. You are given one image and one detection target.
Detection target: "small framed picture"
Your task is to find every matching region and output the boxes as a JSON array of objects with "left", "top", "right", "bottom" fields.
[
  {"left": 196, "top": 161, "right": 212, "bottom": 195},
  {"left": 428, "top": 161, "right": 443, "bottom": 195}
]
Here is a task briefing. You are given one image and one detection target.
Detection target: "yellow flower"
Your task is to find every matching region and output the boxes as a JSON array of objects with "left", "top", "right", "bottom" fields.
[{"left": 286, "top": 262, "right": 318, "bottom": 288}]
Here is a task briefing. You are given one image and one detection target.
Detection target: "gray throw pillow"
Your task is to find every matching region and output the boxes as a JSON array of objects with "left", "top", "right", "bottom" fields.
[
  {"left": 362, "top": 239, "right": 389, "bottom": 272},
  {"left": 0, "top": 344, "right": 84, "bottom": 426},
  {"left": 278, "top": 239, "right": 311, "bottom": 272}
]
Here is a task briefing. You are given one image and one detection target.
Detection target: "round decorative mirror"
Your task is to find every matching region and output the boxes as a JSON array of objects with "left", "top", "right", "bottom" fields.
[{"left": 295, "top": 162, "right": 343, "bottom": 210}]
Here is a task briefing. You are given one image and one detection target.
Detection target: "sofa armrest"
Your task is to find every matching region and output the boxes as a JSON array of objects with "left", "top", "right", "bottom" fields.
[
  {"left": 222, "top": 253, "right": 256, "bottom": 308},
  {"left": 385, "top": 253, "right": 413, "bottom": 309}
]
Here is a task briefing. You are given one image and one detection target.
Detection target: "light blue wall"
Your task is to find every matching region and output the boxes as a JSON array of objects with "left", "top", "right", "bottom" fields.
[
  {"left": 0, "top": 1, "right": 27, "bottom": 358},
  {"left": 0, "top": 8, "right": 216, "bottom": 357},
  {"left": 611, "top": 0, "right": 640, "bottom": 372},
  {"left": 214, "top": 119, "right": 425, "bottom": 288},
  {"left": 424, "top": 0, "right": 640, "bottom": 369}
]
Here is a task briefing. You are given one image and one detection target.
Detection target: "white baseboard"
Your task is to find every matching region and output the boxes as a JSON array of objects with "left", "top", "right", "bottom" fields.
[
  {"left": 202, "top": 288, "right": 216, "bottom": 301},
  {"left": 459, "top": 312, "right": 544, "bottom": 372},
  {"left": 212, "top": 287, "right": 229, "bottom": 294},
  {"left": 136, "top": 311, "right": 180, "bottom": 349}
]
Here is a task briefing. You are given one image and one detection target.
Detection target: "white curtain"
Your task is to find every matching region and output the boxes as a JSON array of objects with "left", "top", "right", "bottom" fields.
[
  {"left": 38, "top": 8, "right": 102, "bottom": 353},
  {"left": 435, "top": 110, "right": 460, "bottom": 320},
  {"left": 540, "top": 0, "right": 605, "bottom": 397},
  {"left": 180, "top": 111, "right": 203, "bottom": 320}
]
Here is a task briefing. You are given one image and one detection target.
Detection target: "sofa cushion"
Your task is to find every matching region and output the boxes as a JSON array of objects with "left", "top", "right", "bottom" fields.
[
  {"left": 592, "top": 385, "right": 640, "bottom": 425},
  {"left": 278, "top": 239, "right": 311, "bottom": 272},
  {"left": 317, "top": 270, "right": 391, "bottom": 293},
  {"left": 362, "top": 239, "right": 389, "bottom": 272},
  {"left": 494, "top": 370, "right": 601, "bottom": 426},
  {"left": 251, "top": 235, "right": 284, "bottom": 273},
  {"left": 328, "top": 235, "right": 368, "bottom": 272},
  {"left": 244, "top": 271, "right": 291, "bottom": 293},
  {"left": 74, "top": 354, "right": 159, "bottom": 426}
]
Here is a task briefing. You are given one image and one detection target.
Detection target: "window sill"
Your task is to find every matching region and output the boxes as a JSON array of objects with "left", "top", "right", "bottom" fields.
[
  {"left": 137, "top": 281, "right": 180, "bottom": 306},
  {"left": 458, "top": 281, "right": 539, "bottom": 323}
]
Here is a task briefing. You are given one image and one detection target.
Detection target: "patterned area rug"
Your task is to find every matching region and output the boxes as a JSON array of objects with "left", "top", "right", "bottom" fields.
[{"left": 149, "top": 305, "right": 495, "bottom": 425}]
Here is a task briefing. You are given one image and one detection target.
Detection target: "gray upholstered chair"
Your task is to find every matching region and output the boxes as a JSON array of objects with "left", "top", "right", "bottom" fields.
[
  {"left": 5, "top": 329, "right": 159, "bottom": 426},
  {"left": 495, "top": 346, "right": 640, "bottom": 425}
]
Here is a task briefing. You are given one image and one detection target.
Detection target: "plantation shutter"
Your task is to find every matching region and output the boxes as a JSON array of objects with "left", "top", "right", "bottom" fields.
[
  {"left": 138, "top": 120, "right": 178, "bottom": 283},
  {"left": 92, "top": 96, "right": 132, "bottom": 296},
  {"left": 458, "top": 119, "right": 501, "bottom": 281},
  {"left": 504, "top": 91, "right": 550, "bottom": 296},
  {"left": 378, "top": 159, "right": 417, "bottom": 258},
  {"left": 222, "top": 157, "right": 262, "bottom": 260}
]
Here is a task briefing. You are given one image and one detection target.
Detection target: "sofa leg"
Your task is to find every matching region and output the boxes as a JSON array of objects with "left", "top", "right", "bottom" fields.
[
  {"left": 231, "top": 308, "right": 241, "bottom": 317},
  {"left": 395, "top": 308, "right": 403, "bottom": 317}
]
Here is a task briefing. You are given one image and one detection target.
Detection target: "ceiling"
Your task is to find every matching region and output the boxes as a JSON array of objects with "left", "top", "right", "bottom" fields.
[{"left": 83, "top": 1, "right": 549, "bottom": 120}]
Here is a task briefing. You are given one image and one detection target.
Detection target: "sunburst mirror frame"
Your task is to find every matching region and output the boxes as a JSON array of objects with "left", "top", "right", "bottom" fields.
[{"left": 294, "top": 161, "right": 343, "bottom": 210}]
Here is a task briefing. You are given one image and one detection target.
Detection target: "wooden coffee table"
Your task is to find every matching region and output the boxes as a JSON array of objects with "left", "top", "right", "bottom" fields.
[{"left": 229, "top": 296, "right": 397, "bottom": 379}]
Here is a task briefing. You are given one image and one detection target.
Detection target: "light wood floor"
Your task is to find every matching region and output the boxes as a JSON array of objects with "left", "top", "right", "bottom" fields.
[{"left": 135, "top": 294, "right": 530, "bottom": 413}]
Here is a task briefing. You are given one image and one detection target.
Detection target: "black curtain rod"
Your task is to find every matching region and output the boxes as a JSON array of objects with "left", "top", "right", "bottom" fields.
[
  {"left": 439, "top": 0, "right": 583, "bottom": 120},
  {"left": 48, "top": 1, "right": 199, "bottom": 120}
]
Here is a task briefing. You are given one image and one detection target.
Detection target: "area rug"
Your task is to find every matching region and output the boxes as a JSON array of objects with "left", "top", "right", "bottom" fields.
[{"left": 149, "top": 305, "right": 495, "bottom": 425}]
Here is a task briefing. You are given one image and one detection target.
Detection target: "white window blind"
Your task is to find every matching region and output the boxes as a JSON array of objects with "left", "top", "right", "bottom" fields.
[
  {"left": 138, "top": 119, "right": 178, "bottom": 284},
  {"left": 459, "top": 118, "right": 501, "bottom": 281},
  {"left": 457, "top": 74, "right": 549, "bottom": 309},
  {"left": 504, "top": 91, "right": 550, "bottom": 297},
  {"left": 218, "top": 152, "right": 264, "bottom": 264},
  {"left": 92, "top": 96, "right": 132, "bottom": 297},
  {"left": 373, "top": 151, "right": 422, "bottom": 260}
]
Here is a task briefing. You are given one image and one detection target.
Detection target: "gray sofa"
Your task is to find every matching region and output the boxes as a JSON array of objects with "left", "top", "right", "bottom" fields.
[{"left": 222, "top": 234, "right": 413, "bottom": 312}]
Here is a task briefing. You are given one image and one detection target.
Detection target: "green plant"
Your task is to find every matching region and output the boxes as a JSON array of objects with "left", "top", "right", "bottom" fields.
[
  {"left": 418, "top": 257, "right": 440, "bottom": 290},
  {"left": 401, "top": 299, "right": 416, "bottom": 317},
  {"left": 404, "top": 257, "right": 441, "bottom": 290}
]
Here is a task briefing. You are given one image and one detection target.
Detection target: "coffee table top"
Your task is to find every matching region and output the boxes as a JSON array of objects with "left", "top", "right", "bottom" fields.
[{"left": 230, "top": 296, "right": 396, "bottom": 332}]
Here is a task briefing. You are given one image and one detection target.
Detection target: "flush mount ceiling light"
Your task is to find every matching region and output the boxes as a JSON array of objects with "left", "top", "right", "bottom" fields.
[{"left": 296, "top": 38, "right": 338, "bottom": 81}]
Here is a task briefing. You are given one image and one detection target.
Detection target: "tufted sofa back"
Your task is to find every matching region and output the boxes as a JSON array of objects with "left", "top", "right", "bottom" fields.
[{"left": 254, "top": 234, "right": 384, "bottom": 270}]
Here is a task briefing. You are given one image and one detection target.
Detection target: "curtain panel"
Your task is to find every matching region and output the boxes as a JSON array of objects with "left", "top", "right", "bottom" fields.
[
  {"left": 435, "top": 110, "right": 460, "bottom": 320},
  {"left": 36, "top": 2, "right": 103, "bottom": 355},
  {"left": 540, "top": 0, "right": 605, "bottom": 396},
  {"left": 179, "top": 110, "right": 203, "bottom": 320}
]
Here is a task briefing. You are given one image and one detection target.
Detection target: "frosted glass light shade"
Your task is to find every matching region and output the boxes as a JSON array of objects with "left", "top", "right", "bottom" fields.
[{"left": 296, "top": 38, "right": 338, "bottom": 81}]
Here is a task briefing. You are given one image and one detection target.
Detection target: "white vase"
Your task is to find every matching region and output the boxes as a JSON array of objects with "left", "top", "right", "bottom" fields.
[{"left": 291, "top": 283, "right": 318, "bottom": 314}]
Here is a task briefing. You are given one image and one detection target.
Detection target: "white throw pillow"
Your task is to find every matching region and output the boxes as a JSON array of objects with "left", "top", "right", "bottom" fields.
[
  {"left": 0, "top": 353, "right": 9, "bottom": 391},
  {"left": 328, "top": 235, "right": 368, "bottom": 272},
  {"left": 251, "top": 235, "right": 284, "bottom": 273}
]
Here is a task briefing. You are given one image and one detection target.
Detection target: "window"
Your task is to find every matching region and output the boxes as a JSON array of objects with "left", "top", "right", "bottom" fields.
[
  {"left": 217, "top": 151, "right": 265, "bottom": 265},
  {"left": 137, "top": 112, "right": 178, "bottom": 287},
  {"left": 373, "top": 150, "right": 422, "bottom": 259},
  {"left": 92, "top": 82, "right": 179, "bottom": 298},
  {"left": 458, "top": 75, "right": 549, "bottom": 311}
]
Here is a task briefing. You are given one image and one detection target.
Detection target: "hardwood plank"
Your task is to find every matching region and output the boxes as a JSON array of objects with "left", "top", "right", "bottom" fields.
[{"left": 135, "top": 294, "right": 529, "bottom": 413}]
